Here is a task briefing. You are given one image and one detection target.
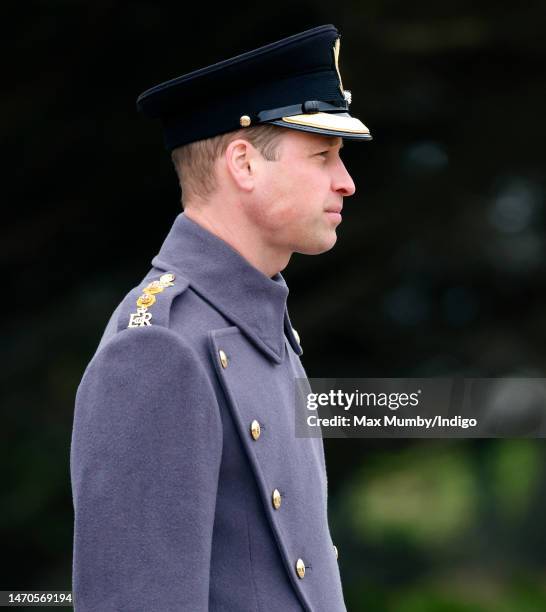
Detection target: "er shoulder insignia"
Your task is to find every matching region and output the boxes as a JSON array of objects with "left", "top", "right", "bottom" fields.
[{"left": 128, "top": 273, "right": 176, "bottom": 328}]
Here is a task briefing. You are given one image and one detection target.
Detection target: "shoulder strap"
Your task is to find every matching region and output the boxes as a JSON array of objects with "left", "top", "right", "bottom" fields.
[{"left": 116, "top": 271, "right": 190, "bottom": 332}]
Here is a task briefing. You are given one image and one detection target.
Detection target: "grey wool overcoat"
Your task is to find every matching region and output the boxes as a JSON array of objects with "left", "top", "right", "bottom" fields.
[{"left": 70, "top": 213, "right": 347, "bottom": 611}]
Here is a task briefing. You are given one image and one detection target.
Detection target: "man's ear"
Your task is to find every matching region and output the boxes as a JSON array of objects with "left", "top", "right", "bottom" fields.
[{"left": 223, "top": 139, "right": 258, "bottom": 192}]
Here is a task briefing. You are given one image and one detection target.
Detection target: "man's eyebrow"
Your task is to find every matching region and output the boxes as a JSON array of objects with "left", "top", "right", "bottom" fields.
[{"left": 316, "top": 138, "right": 344, "bottom": 149}]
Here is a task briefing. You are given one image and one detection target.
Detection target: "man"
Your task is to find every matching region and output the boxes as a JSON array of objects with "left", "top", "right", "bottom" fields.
[{"left": 70, "top": 23, "right": 372, "bottom": 612}]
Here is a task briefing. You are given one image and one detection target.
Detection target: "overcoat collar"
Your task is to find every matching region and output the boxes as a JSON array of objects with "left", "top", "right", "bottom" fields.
[{"left": 151, "top": 213, "right": 295, "bottom": 363}]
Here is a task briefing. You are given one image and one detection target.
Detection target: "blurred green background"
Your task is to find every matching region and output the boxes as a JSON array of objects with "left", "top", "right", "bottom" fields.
[{"left": 3, "top": 1, "right": 546, "bottom": 610}]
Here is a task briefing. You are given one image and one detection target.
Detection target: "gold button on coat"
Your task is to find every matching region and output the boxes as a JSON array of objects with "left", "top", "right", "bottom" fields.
[
  {"left": 218, "top": 349, "right": 228, "bottom": 369},
  {"left": 272, "top": 488, "right": 282, "bottom": 510},
  {"left": 250, "top": 420, "right": 261, "bottom": 441},
  {"left": 333, "top": 545, "right": 338, "bottom": 559},
  {"left": 295, "top": 558, "right": 306, "bottom": 579}
]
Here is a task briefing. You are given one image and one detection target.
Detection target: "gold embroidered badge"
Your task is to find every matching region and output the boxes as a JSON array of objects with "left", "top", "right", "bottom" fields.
[
  {"left": 333, "top": 37, "right": 344, "bottom": 95},
  {"left": 333, "top": 37, "right": 352, "bottom": 105},
  {"left": 128, "top": 273, "right": 176, "bottom": 328}
]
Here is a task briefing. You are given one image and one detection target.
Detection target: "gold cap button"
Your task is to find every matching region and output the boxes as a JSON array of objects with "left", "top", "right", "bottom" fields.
[
  {"left": 272, "top": 488, "right": 282, "bottom": 510},
  {"left": 295, "top": 558, "right": 305, "bottom": 579},
  {"left": 333, "top": 545, "right": 338, "bottom": 559},
  {"left": 292, "top": 327, "right": 301, "bottom": 345},
  {"left": 239, "top": 115, "right": 251, "bottom": 127},
  {"left": 250, "top": 420, "right": 261, "bottom": 441},
  {"left": 219, "top": 349, "right": 228, "bottom": 369}
]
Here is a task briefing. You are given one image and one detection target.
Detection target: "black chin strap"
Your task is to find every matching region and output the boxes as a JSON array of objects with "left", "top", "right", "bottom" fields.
[{"left": 257, "top": 100, "right": 348, "bottom": 122}]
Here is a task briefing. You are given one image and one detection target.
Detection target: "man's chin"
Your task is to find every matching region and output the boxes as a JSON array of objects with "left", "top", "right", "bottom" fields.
[{"left": 295, "top": 232, "right": 338, "bottom": 255}]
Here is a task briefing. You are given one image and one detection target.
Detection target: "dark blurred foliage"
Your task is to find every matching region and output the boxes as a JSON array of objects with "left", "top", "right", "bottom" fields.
[{"left": 2, "top": 1, "right": 546, "bottom": 609}]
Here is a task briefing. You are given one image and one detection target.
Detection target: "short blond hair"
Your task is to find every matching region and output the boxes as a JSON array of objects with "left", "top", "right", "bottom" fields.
[{"left": 171, "top": 124, "right": 285, "bottom": 204}]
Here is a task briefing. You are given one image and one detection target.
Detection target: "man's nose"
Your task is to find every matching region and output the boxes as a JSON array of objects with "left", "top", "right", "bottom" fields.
[{"left": 332, "top": 159, "right": 356, "bottom": 197}]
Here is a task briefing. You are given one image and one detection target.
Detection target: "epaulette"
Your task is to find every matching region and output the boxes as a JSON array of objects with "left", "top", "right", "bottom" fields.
[{"left": 117, "top": 271, "right": 190, "bottom": 332}]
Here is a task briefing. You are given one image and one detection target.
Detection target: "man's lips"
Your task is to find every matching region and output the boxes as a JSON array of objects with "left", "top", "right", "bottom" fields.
[{"left": 324, "top": 204, "right": 343, "bottom": 214}]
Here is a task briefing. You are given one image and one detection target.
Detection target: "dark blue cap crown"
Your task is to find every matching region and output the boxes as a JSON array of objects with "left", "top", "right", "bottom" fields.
[{"left": 136, "top": 24, "right": 372, "bottom": 150}]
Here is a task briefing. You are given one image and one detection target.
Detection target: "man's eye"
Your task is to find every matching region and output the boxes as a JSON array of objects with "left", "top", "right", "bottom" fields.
[{"left": 317, "top": 151, "right": 329, "bottom": 157}]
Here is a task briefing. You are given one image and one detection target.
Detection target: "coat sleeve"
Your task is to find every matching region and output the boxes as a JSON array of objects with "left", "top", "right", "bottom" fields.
[{"left": 70, "top": 326, "right": 223, "bottom": 612}]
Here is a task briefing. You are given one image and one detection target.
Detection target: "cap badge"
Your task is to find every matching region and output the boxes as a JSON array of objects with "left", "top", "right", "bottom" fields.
[
  {"left": 333, "top": 37, "right": 352, "bottom": 105},
  {"left": 333, "top": 37, "right": 344, "bottom": 95}
]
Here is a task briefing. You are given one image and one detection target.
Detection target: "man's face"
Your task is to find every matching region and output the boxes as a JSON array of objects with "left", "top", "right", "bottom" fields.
[{"left": 249, "top": 129, "right": 356, "bottom": 256}]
